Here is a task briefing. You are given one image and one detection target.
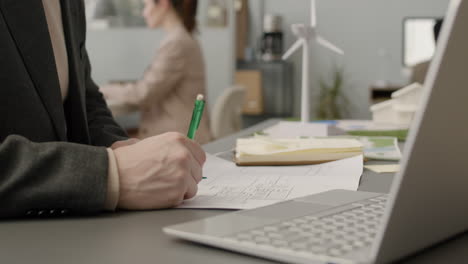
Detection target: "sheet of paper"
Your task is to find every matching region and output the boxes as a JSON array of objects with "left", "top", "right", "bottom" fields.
[
  {"left": 365, "top": 164, "right": 400, "bottom": 173},
  {"left": 335, "top": 120, "right": 409, "bottom": 131},
  {"left": 262, "top": 121, "right": 329, "bottom": 138},
  {"left": 179, "top": 154, "right": 364, "bottom": 210}
]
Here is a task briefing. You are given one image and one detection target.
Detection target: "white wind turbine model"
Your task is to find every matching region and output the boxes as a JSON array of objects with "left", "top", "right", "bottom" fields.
[{"left": 283, "top": 0, "right": 344, "bottom": 124}]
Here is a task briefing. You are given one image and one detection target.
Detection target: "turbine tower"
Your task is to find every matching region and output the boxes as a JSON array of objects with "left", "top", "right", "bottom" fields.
[{"left": 283, "top": 0, "right": 344, "bottom": 124}]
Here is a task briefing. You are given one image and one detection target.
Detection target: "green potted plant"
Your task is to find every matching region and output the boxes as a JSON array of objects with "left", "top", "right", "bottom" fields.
[{"left": 316, "top": 68, "right": 349, "bottom": 120}]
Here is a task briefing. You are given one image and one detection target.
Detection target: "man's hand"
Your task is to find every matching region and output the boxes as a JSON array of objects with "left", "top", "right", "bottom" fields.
[
  {"left": 111, "top": 138, "right": 140, "bottom": 150},
  {"left": 113, "top": 132, "right": 206, "bottom": 210}
]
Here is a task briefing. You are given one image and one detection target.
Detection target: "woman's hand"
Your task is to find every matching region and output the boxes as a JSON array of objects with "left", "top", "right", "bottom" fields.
[{"left": 100, "top": 84, "right": 121, "bottom": 100}]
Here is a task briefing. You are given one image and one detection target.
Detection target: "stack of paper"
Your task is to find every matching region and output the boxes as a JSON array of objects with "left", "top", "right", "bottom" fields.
[
  {"left": 315, "top": 136, "right": 402, "bottom": 161},
  {"left": 235, "top": 137, "right": 363, "bottom": 166},
  {"left": 356, "top": 136, "right": 401, "bottom": 161}
]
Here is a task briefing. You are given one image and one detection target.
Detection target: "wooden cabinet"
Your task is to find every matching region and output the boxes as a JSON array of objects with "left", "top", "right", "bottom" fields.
[{"left": 236, "top": 60, "right": 294, "bottom": 127}]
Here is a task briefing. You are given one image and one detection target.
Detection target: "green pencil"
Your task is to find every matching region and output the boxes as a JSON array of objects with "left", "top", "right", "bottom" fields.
[{"left": 187, "top": 94, "right": 205, "bottom": 140}]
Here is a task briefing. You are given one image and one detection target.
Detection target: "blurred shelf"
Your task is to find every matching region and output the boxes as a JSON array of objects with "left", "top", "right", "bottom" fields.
[{"left": 370, "top": 84, "right": 402, "bottom": 104}]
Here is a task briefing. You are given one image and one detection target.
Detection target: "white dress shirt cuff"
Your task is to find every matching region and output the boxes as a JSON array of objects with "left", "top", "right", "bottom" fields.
[{"left": 105, "top": 148, "right": 120, "bottom": 211}]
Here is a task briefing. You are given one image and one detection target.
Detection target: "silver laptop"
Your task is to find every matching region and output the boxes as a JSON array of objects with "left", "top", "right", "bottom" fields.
[{"left": 164, "top": 1, "right": 468, "bottom": 263}]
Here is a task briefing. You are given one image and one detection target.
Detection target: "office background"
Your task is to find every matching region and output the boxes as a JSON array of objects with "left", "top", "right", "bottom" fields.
[
  {"left": 86, "top": 0, "right": 448, "bottom": 120},
  {"left": 86, "top": 0, "right": 236, "bottom": 113}
]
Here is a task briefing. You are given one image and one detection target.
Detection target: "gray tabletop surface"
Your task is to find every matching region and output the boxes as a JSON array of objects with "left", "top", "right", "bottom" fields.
[{"left": 1, "top": 119, "right": 467, "bottom": 264}]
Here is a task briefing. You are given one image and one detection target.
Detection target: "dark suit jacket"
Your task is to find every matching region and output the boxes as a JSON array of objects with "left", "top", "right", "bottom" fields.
[{"left": 0, "top": 0, "right": 128, "bottom": 218}]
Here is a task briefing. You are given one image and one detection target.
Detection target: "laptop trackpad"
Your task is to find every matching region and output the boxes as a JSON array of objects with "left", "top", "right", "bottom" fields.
[{"left": 238, "top": 201, "right": 331, "bottom": 220}]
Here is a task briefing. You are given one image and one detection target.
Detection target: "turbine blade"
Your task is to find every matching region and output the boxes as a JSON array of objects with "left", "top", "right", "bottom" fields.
[
  {"left": 311, "top": 0, "right": 317, "bottom": 27},
  {"left": 282, "top": 39, "right": 303, "bottom": 60},
  {"left": 316, "top": 36, "right": 344, "bottom": 55}
]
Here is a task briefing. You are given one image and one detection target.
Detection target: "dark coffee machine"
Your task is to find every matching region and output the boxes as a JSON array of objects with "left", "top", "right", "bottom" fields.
[{"left": 261, "top": 15, "right": 283, "bottom": 61}]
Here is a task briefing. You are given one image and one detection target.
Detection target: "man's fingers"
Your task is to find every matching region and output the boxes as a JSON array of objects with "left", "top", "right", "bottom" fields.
[
  {"left": 190, "top": 158, "right": 203, "bottom": 184},
  {"left": 182, "top": 138, "right": 206, "bottom": 166},
  {"left": 184, "top": 176, "right": 198, "bottom": 200}
]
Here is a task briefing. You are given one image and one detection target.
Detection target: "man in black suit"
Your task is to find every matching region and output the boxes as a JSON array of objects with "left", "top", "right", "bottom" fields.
[{"left": 0, "top": 0, "right": 205, "bottom": 218}]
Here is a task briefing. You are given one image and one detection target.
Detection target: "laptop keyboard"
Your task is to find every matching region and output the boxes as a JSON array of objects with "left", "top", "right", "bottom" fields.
[{"left": 224, "top": 195, "right": 387, "bottom": 258}]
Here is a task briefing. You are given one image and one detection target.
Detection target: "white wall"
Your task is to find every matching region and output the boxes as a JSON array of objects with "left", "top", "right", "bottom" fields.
[
  {"left": 85, "top": 0, "right": 236, "bottom": 110},
  {"left": 86, "top": 0, "right": 449, "bottom": 119},
  {"left": 250, "top": 0, "right": 449, "bottom": 118}
]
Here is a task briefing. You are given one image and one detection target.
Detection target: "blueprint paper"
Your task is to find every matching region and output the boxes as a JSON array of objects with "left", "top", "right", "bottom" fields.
[{"left": 179, "top": 154, "right": 364, "bottom": 210}]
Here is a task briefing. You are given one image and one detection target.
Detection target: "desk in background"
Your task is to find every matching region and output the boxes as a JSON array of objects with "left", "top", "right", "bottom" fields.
[
  {"left": 0, "top": 119, "right": 466, "bottom": 264},
  {"left": 107, "top": 101, "right": 140, "bottom": 137}
]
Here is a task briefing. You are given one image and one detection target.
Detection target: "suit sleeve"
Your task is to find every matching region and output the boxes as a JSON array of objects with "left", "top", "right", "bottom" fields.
[
  {"left": 82, "top": 45, "right": 129, "bottom": 147},
  {"left": 0, "top": 135, "right": 110, "bottom": 219}
]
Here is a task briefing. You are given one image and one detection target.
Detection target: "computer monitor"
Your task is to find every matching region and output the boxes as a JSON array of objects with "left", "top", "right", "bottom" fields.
[{"left": 403, "top": 17, "right": 443, "bottom": 67}]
